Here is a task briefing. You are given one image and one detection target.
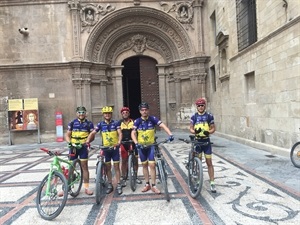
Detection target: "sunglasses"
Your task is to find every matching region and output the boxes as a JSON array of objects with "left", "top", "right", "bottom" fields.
[
  {"left": 77, "top": 111, "right": 86, "bottom": 114},
  {"left": 197, "top": 105, "right": 205, "bottom": 107}
]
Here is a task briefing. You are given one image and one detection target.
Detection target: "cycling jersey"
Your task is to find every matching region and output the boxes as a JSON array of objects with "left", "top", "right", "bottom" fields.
[
  {"left": 94, "top": 120, "right": 119, "bottom": 147},
  {"left": 118, "top": 118, "right": 134, "bottom": 141},
  {"left": 133, "top": 116, "right": 162, "bottom": 145},
  {"left": 68, "top": 119, "right": 94, "bottom": 144},
  {"left": 190, "top": 112, "right": 214, "bottom": 139}
]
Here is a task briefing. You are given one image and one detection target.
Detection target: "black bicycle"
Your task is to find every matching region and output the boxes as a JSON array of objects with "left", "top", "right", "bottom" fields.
[
  {"left": 95, "top": 146, "right": 119, "bottom": 204},
  {"left": 120, "top": 140, "right": 139, "bottom": 191},
  {"left": 179, "top": 136, "right": 212, "bottom": 198},
  {"left": 290, "top": 141, "right": 300, "bottom": 168},
  {"left": 140, "top": 139, "right": 170, "bottom": 201}
]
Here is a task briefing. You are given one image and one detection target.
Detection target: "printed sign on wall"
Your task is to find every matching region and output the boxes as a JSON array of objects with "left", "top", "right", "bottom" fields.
[{"left": 8, "top": 98, "right": 39, "bottom": 131}]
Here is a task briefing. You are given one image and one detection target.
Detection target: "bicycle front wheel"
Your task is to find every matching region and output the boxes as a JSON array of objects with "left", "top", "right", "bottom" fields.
[
  {"left": 95, "top": 162, "right": 106, "bottom": 204},
  {"left": 291, "top": 142, "right": 300, "bottom": 168},
  {"left": 188, "top": 157, "right": 203, "bottom": 198},
  {"left": 36, "top": 171, "right": 68, "bottom": 220},
  {"left": 68, "top": 159, "right": 83, "bottom": 197},
  {"left": 128, "top": 154, "right": 137, "bottom": 191},
  {"left": 157, "top": 160, "right": 170, "bottom": 202}
]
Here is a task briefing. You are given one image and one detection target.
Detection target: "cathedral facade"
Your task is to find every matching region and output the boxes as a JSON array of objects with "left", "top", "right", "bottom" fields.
[{"left": 0, "top": 0, "right": 299, "bottom": 150}]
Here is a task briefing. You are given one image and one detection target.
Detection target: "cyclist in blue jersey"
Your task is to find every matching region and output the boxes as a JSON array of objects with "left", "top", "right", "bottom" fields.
[
  {"left": 65, "top": 106, "right": 94, "bottom": 195},
  {"left": 86, "top": 106, "right": 123, "bottom": 195},
  {"left": 131, "top": 102, "right": 174, "bottom": 194},
  {"left": 190, "top": 98, "right": 216, "bottom": 193}
]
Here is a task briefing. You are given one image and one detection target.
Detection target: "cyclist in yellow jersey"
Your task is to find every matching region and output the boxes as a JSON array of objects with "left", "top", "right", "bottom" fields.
[
  {"left": 190, "top": 98, "right": 216, "bottom": 193},
  {"left": 86, "top": 106, "right": 123, "bottom": 195},
  {"left": 131, "top": 102, "right": 174, "bottom": 194},
  {"left": 65, "top": 106, "right": 94, "bottom": 195}
]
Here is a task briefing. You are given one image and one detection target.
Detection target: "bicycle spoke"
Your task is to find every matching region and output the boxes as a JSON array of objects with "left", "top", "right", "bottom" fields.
[
  {"left": 68, "top": 159, "right": 83, "bottom": 197},
  {"left": 36, "top": 171, "right": 68, "bottom": 220},
  {"left": 291, "top": 142, "right": 300, "bottom": 168}
]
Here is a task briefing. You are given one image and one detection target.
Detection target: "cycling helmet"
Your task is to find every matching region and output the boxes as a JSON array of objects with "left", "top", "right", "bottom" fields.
[
  {"left": 120, "top": 107, "right": 130, "bottom": 113},
  {"left": 76, "top": 106, "right": 86, "bottom": 112},
  {"left": 102, "top": 106, "right": 113, "bottom": 113},
  {"left": 195, "top": 98, "right": 206, "bottom": 105},
  {"left": 138, "top": 102, "right": 149, "bottom": 110}
]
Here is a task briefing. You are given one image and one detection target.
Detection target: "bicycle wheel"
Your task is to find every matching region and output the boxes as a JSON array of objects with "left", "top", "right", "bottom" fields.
[
  {"left": 157, "top": 160, "right": 170, "bottom": 202},
  {"left": 290, "top": 142, "right": 300, "bottom": 168},
  {"left": 36, "top": 171, "right": 68, "bottom": 220},
  {"left": 188, "top": 157, "right": 203, "bottom": 198},
  {"left": 128, "top": 154, "right": 137, "bottom": 191},
  {"left": 68, "top": 159, "right": 83, "bottom": 197},
  {"left": 95, "top": 162, "right": 107, "bottom": 204}
]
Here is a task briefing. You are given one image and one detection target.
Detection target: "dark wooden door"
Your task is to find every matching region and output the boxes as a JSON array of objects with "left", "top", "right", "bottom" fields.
[{"left": 139, "top": 57, "right": 160, "bottom": 118}]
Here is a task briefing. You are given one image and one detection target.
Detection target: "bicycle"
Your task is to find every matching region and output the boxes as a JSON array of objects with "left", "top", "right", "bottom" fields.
[
  {"left": 179, "top": 135, "right": 212, "bottom": 199},
  {"left": 36, "top": 144, "right": 83, "bottom": 220},
  {"left": 290, "top": 141, "right": 300, "bottom": 168},
  {"left": 140, "top": 139, "right": 170, "bottom": 201},
  {"left": 119, "top": 140, "right": 139, "bottom": 191},
  {"left": 95, "top": 146, "right": 116, "bottom": 204}
]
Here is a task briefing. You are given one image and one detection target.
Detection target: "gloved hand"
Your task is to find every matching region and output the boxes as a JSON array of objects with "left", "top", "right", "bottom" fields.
[
  {"left": 85, "top": 142, "right": 90, "bottom": 149},
  {"left": 194, "top": 128, "right": 202, "bottom": 134},
  {"left": 168, "top": 135, "right": 174, "bottom": 142},
  {"left": 203, "top": 131, "right": 210, "bottom": 136},
  {"left": 135, "top": 143, "right": 142, "bottom": 151},
  {"left": 67, "top": 142, "right": 72, "bottom": 148}
]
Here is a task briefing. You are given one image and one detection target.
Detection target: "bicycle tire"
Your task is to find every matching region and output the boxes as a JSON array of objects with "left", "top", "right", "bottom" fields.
[
  {"left": 36, "top": 171, "right": 68, "bottom": 220},
  {"left": 128, "top": 154, "right": 137, "bottom": 191},
  {"left": 95, "top": 162, "right": 106, "bottom": 204},
  {"left": 157, "top": 160, "right": 170, "bottom": 202},
  {"left": 290, "top": 141, "right": 300, "bottom": 168},
  {"left": 68, "top": 159, "right": 83, "bottom": 197},
  {"left": 188, "top": 157, "right": 203, "bottom": 198}
]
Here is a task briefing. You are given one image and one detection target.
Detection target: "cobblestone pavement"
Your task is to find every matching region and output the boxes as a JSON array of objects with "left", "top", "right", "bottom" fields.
[{"left": 0, "top": 130, "right": 299, "bottom": 225}]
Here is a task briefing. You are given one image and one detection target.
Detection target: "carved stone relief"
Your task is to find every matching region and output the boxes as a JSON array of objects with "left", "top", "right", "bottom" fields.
[
  {"left": 131, "top": 34, "right": 147, "bottom": 54},
  {"left": 85, "top": 7, "right": 193, "bottom": 64},
  {"left": 160, "top": 1, "right": 194, "bottom": 30},
  {"left": 80, "top": 4, "right": 115, "bottom": 33},
  {"left": 105, "top": 33, "right": 173, "bottom": 64}
]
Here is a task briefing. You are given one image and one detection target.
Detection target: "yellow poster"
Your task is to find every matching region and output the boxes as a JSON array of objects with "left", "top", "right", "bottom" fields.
[
  {"left": 8, "top": 99, "right": 23, "bottom": 111},
  {"left": 24, "top": 98, "right": 38, "bottom": 110}
]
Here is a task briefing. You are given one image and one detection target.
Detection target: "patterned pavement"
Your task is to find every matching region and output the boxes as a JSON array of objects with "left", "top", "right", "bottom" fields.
[{"left": 0, "top": 131, "right": 299, "bottom": 225}]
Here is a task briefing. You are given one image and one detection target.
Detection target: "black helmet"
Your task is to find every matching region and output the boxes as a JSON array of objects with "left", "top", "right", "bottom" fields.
[
  {"left": 138, "top": 102, "right": 149, "bottom": 110},
  {"left": 76, "top": 106, "right": 86, "bottom": 112}
]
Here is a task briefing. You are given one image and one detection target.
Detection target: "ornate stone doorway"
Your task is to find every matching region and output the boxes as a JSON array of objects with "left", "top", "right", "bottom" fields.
[{"left": 122, "top": 56, "right": 159, "bottom": 120}]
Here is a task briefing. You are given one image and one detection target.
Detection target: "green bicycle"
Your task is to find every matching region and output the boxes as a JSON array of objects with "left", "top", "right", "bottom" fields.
[{"left": 36, "top": 144, "right": 83, "bottom": 220}]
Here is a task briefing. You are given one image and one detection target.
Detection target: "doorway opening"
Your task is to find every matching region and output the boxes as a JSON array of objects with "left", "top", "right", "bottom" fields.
[
  {"left": 122, "top": 57, "right": 141, "bottom": 119},
  {"left": 122, "top": 56, "right": 159, "bottom": 120}
]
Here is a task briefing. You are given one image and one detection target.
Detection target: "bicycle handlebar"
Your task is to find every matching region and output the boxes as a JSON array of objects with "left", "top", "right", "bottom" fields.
[
  {"left": 40, "top": 148, "right": 76, "bottom": 157},
  {"left": 139, "top": 139, "right": 169, "bottom": 148},
  {"left": 178, "top": 138, "right": 213, "bottom": 145},
  {"left": 121, "top": 140, "right": 134, "bottom": 145}
]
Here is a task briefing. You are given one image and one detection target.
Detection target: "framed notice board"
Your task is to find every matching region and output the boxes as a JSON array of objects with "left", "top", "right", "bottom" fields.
[{"left": 7, "top": 98, "right": 41, "bottom": 145}]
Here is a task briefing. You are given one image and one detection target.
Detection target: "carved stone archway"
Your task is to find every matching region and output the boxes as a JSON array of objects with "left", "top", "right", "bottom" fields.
[{"left": 82, "top": 6, "right": 196, "bottom": 121}]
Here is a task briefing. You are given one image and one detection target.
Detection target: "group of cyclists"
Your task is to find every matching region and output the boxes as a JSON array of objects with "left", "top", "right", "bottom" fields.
[{"left": 65, "top": 97, "right": 216, "bottom": 196}]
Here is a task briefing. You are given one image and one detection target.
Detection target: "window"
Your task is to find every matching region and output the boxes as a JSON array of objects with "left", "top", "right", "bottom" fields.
[
  {"left": 210, "top": 11, "right": 216, "bottom": 46},
  {"left": 236, "top": 0, "right": 257, "bottom": 51},
  {"left": 210, "top": 65, "right": 216, "bottom": 92},
  {"left": 245, "top": 71, "right": 255, "bottom": 103}
]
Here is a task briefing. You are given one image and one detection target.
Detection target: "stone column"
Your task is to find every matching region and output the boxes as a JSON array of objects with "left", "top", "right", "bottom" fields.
[
  {"left": 111, "top": 66, "right": 124, "bottom": 116},
  {"left": 175, "top": 78, "right": 181, "bottom": 106},
  {"left": 68, "top": 0, "right": 82, "bottom": 60},
  {"left": 157, "top": 65, "right": 167, "bottom": 123},
  {"left": 100, "top": 81, "right": 107, "bottom": 107},
  {"left": 194, "top": 0, "right": 205, "bottom": 55}
]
